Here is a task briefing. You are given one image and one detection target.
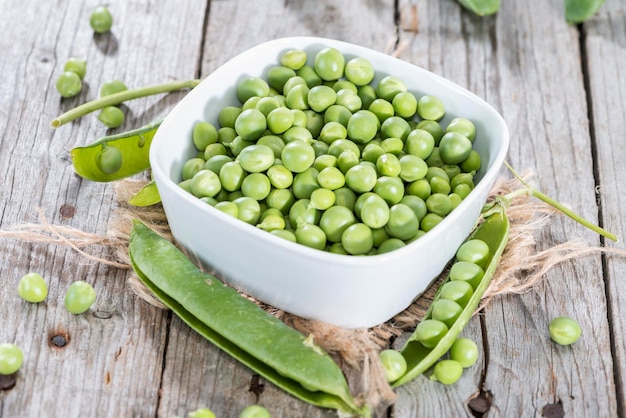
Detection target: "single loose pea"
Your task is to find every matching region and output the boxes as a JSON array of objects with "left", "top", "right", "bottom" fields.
[
  {"left": 314, "top": 47, "right": 345, "bottom": 81},
  {"left": 307, "top": 85, "right": 336, "bottom": 113},
  {"left": 335, "top": 88, "right": 362, "bottom": 113},
  {"left": 379, "top": 349, "right": 408, "bottom": 382},
  {"left": 416, "top": 119, "right": 445, "bottom": 144},
  {"left": 392, "top": 91, "right": 418, "bottom": 118},
  {"left": 96, "top": 145, "right": 123, "bottom": 174},
  {"left": 234, "top": 109, "right": 267, "bottom": 141},
  {"left": 317, "top": 166, "right": 345, "bottom": 190},
  {"left": 374, "top": 176, "right": 405, "bottom": 205},
  {"left": 239, "top": 405, "right": 271, "bottom": 418},
  {"left": 359, "top": 194, "right": 390, "bottom": 229},
  {"left": 549, "top": 317, "right": 582, "bottom": 345},
  {"left": 191, "top": 170, "right": 222, "bottom": 198},
  {"left": 233, "top": 196, "right": 261, "bottom": 224},
  {"left": 237, "top": 76, "right": 270, "bottom": 103},
  {"left": 56, "top": 71, "right": 83, "bottom": 98},
  {"left": 281, "top": 49, "right": 307, "bottom": 70},
  {"left": 64, "top": 58, "right": 87, "bottom": 80},
  {"left": 417, "top": 95, "right": 445, "bottom": 121},
  {"left": 100, "top": 80, "right": 127, "bottom": 97},
  {"left": 267, "top": 165, "right": 293, "bottom": 189},
  {"left": 399, "top": 154, "right": 428, "bottom": 182},
  {"left": 431, "top": 359, "right": 463, "bottom": 385},
  {"left": 193, "top": 121, "right": 218, "bottom": 151},
  {"left": 267, "top": 107, "right": 295, "bottom": 134},
  {"left": 281, "top": 140, "right": 315, "bottom": 173},
  {"left": 341, "top": 223, "right": 373, "bottom": 255},
  {"left": 218, "top": 106, "right": 242, "bottom": 128},
  {"left": 439, "top": 132, "right": 473, "bottom": 165},
  {"left": 295, "top": 222, "right": 327, "bottom": 250},
  {"left": 376, "top": 75, "right": 407, "bottom": 101},
  {"left": 369, "top": 98, "right": 395, "bottom": 123},
  {"left": 381, "top": 116, "right": 411, "bottom": 141},
  {"left": 64, "top": 281, "right": 97, "bottom": 314},
  {"left": 345, "top": 164, "right": 377, "bottom": 193},
  {"left": 344, "top": 57, "right": 375, "bottom": 86},
  {"left": 357, "top": 84, "right": 377, "bottom": 109},
  {"left": 376, "top": 153, "right": 401, "bottom": 177},
  {"left": 405, "top": 129, "right": 435, "bottom": 160},
  {"left": 347, "top": 110, "right": 379, "bottom": 144},
  {"left": 237, "top": 145, "right": 275, "bottom": 173},
  {"left": 241, "top": 173, "right": 271, "bottom": 201},
  {"left": 449, "top": 337, "right": 479, "bottom": 368},
  {"left": 460, "top": 149, "right": 482, "bottom": 173},
  {"left": 219, "top": 161, "right": 246, "bottom": 192},
  {"left": 90, "top": 5, "right": 113, "bottom": 33},
  {"left": 309, "top": 188, "right": 335, "bottom": 210},
  {"left": 98, "top": 106, "right": 125, "bottom": 128},
  {"left": 386, "top": 203, "right": 419, "bottom": 240},
  {"left": 446, "top": 117, "right": 476, "bottom": 141},
  {"left": 18, "top": 272, "right": 48, "bottom": 303},
  {"left": 189, "top": 408, "right": 217, "bottom": 418},
  {"left": 0, "top": 343, "right": 23, "bottom": 375}
]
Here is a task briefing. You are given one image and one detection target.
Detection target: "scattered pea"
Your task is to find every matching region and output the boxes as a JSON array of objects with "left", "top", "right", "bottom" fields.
[
  {"left": 431, "top": 359, "right": 463, "bottom": 385},
  {"left": 549, "top": 316, "right": 581, "bottom": 346},
  {"left": 98, "top": 106, "right": 125, "bottom": 128},
  {"left": 379, "top": 349, "right": 408, "bottom": 382},
  {"left": 64, "top": 281, "right": 97, "bottom": 314},
  {"left": 239, "top": 405, "right": 271, "bottom": 418},
  {"left": 56, "top": 71, "right": 83, "bottom": 98},
  {"left": 63, "top": 58, "right": 87, "bottom": 80},
  {"left": 90, "top": 5, "right": 113, "bottom": 33},
  {"left": 0, "top": 343, "right": 23, "bottom": 375},
  {"left": 449, "top": 337, "right": 479, "bottom": 368},
  {"left": 18, "top": 272, "right": 48, "bottom": 303}
]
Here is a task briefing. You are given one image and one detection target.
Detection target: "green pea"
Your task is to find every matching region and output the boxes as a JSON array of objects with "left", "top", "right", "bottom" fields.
[
  {"left": 285, "top": 83, "right": 310, "bottom": 110},
  {"left": 416, "top": 120, "right": 445, "bottom": 144},
  {"left": 292, "top": 167, "right": 320, "bottom": 199},
  {"left": 406, "top": 179, "right": 432, "bottom": 201},
  {"left": 345, "top": 164, "right": 377, "bottom": 193},
  {"left": 417, "top": 95, "right": 445, "bottom": 121},
  {"left": 297, "top": 65, "right": 323, "bottom": 88},
  {"left": 317, "top": 166, "right": 345, "bottom": 190},
  {"left": 235, "top": 145, "right": 274, "bottom": 173},
  {"left": 237, "top": 76, "right": 270, "bottom": 103},
  {"left": 347, "top": 110, "right": 379, "bottom": 144},
  {"left": 324, "top": 104, "right": 352, "bottom": 127},
  {"left": 314, "top": 47, "right": 345, "bottom": 81},
  {"left": 318, "top": 206, "right": 356, "bottom": 243},
  {"left": 328, "top": 242, "right": 348, "bottom": 254},
  {"left": 283, "top": 126, "right": 313, "bottom": 143},
  {"left": 182, "top": 158, "right": 205, "bottom": 181},
  {"left": 377, "top": 238, "right": 406, "bottom": 254},
  {"left": 399, "top": 154, "right": 428, "bottom": 182},
  {"left": 280, "top": 49, "right": 307, "bottom": 70},
  {"left": 405, "top": 129, "right": 435, "bottom": 160},
  {"left": 379, "top": 349, "right": 407, "bottom": 382},
  {"left": 218, "top": 107, "right": 242, "bottom": 129},
  {"left": 446, "top": 117, "right": 476, "bottom": 142},
  {"left": 386, "top": 203, "right": 419, "bottom": 240},
  {"left": 218, "top": 161, "right": 245, "bottom": 192},
  {"left": 400, "top": 195, "right": 427, "bottom": 221},
  {"left": 0, "top": 343, "right": 23, "bottom": 375},
  {"left": 307, "top": 85, "right": 336, "bottom": 113},
  {"left": 374, "top": 176, "right": 405, "bottom": 205},
  {"left": 449, "top": 338, "right": 479, "bottom": 368},
  {"left": 380, "top": 137, "right": 405, "bottom": 155},
  {"left": 64, "top": 58, "right": 87, "bottom": 80},
  {"left": 282, "top": 76, "right": 307, "bottom": 96},
  {"left": 214, "top": 201, "right": 239, "bottom": 218},
  {"left": 18, "top": 272, "right": 48, "bottom": 303},
  {"left": 426, "top": 193, "right": 453, "bottom": 217},
  {"left": 295, "top": 222, "right": 327, "bottom": 250},
  {"left": 189, "top": 408, "right": 217, "bottom": 418},
  {"left": 380, "top": 116, "right": 411, "bottom": 140},
  {"left": 64, "top": 281, "right": 97, "bottom": 314},
  {"left": 257, "top": 214, "right": 286, "bottom": 232},
  {"left": 392, "top": 91, "right": 418, "bottom": 119},
  {"left": 376, "top": 75, "right": 407, "bottom": 101},
  {"left": 100, "top": 80, "right": 127, "bottom": 97},
  {"left": 430, "top": 176, "right": 451, "bottom": 195},
  {"left": 96, "top": 144, "right": 123, "bottom": 174},
  {"left": 414, "top": 319, "right": 448, "bottom": 349},
  {"left": 266, "top": 165, "right": 293, "bottom": 189},
  {"left": 341, "top": 223, "right": 373, "bottom": 255},
  {"left": 335, "top": 88, "right": 362, "bottom": 113},
  {"left": 420, "top": 213, "right": 443, "bottom": 232},
  {"left": 266, "top": 188, "right": 295, "bottom": 215},
  {"left": 460, "top": 149, "right": 482, "bottom": 173},
  {"left": 97, "top": 106, "right": 125, "bottom": 128},
  {"left": 233, "top": 196, "right": 261, "bottom": 225},
  {"left": 439, "top": 132, "right": 473, "bottom": 165},
  {"left": 256, "top": 96, "right": 281, "bottom": 117},
  {"left": 289, "top": 199, "right": 320, "bottom": 227},
  {"left": 309, "top": 188, "right": 336, "bottom": 210},
  {"left": 267, "top": 66, "right": 297, "bottom": 92},
  {"left": 281, "top": 140, "right": 315, "bottom": 173},
  {"left": 270, "top": 229, "right": 297, "bottom": 242},
  {"left": 549, "top": 317, "right": 582, "bottom": 345},
  {"left": 319, "top": 121, "right": 347, "bottom": 144},
  {"left": 431, "top": 359, "right": 463, "bottom": 385},
  {"left": 234, "top": 109, "right": 267, "bottom": 141},
  {"left": 191, "top": 170, "right": 222, "bottom": 198},
  {"left": 333, "top": 187, "right": 357, "bottom": 211},
  {"left": 204, "top": 155, "right": 233, "bottom": 175},
  {"left": 449, "top": 193, "right": 463, "bottom": 210},
  {"left": 453, "top": 183, "right": 472, "bottom": 199},
  {"left": 56, "top": 71, "right": 83, "bottom": 98},
  {"left": 359, "top": 194, "right": 390, "bottom": 229},
  {"left": 90, "top": 5, "right": 113, "bottom": 33},
  {"left": 192, "top": 121, "right": 218, "bottom": 151},
  {"left": 376, "top": 153, "right": 401, "bottom": 177},
  {"left": 241, "top": 172, "right": 271, "bottom": 200},
  {"left": 431, "top": 299, "right": 463, "bottom": 327},
  {"left": 217, "top": 127, "right": 238, "bottom": 145},
  {"left": 313, "top": 154, "right": 338, "bottom": 171},
  {"left": 449, "top": 261, "right": 484, "bottom": 289},
  {"left": 238, "top": 405, "right": 271, "bottom": 418},
  {"left": 342, "top": 57, "right": 374, "bottom": 86},
  {"left": 456, "top": 239, "right": 490, "bottom": 268}
]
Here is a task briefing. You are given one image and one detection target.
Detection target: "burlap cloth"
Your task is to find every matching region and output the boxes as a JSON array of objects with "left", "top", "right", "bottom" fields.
[{"left": 3, "top": 172, "right": 623, "bottom": 416}]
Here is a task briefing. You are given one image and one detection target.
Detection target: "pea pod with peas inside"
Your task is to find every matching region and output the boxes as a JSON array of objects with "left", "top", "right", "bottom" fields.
[
  {"left": 391, "top": 206, "right": 509, "bottom": 387},
  {"left": 128, "top": 220, "right": 366, "bottom": 417},
  {"left": 70, "top": 119, "right": 162, "bottom": 182}
]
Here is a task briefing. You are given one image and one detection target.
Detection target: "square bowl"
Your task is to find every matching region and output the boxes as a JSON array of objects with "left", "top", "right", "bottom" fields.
[{"left": 150, "top": 36, "right": 509, "bottom": 329}]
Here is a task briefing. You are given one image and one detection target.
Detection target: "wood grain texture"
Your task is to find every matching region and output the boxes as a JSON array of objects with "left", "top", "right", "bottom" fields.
[{"left": 0, "top": 0, "right": 624, "bottom": 417}]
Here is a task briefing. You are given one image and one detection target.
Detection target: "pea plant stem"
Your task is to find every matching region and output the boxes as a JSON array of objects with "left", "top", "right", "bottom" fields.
[
  {"left": 503, "top": 161, "right": 618, "bottom": 242},
  {"left": 51, "top": 79, "right": 201, "bottom": 128}
]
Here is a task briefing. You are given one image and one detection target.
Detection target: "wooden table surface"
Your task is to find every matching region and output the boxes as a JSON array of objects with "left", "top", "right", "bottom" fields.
[{"left": 1, "top": 0, "right": 625, "bottom": 417}]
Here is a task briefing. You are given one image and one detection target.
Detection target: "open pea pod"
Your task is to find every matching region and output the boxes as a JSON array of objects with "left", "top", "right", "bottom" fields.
[
  {"left": 393, "top": 207, "right": 509, "bottom": 387},
  {"left": 128, "top": 221, "right": 366, "bottom": 417},
  {"left": 128, "top": 180, "right": 161, "bottom": 206},
  {"left": 565, "top": 0, "right": 605, "bottom": 23},
  {"left": 71, "top": 119, "right": 163, "bottom": 182},
  {"left": 457, "top": 0, "right": 500, "bottom": 16}
]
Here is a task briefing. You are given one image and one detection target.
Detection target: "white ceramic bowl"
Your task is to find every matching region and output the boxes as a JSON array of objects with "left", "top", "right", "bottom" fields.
[{"left": 150, "top": 36, "right": 509, "bottom": 329}]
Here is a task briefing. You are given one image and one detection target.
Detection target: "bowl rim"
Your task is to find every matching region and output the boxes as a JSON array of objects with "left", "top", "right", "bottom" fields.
[{"left": 150, "top": 36, "right": 510, "bottom": 266}]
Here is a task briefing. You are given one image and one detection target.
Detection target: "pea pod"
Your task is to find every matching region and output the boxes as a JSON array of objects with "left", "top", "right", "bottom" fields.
[
  {"left": 71, "top": 119, "right": 162, "bottom": 182},
  {"left": 128, "top": 221, "right": 366, "bottom": 416},
  {"left": 457, "top": 0, "right": 500, "bottom": 16},
  {"left": 392, "top": 207, "right": 509, "bottom": 386},
  {"left": 129, "top": 180, "right": 161, "bottom": 206},
  {"left": 565, "top": 0, "right": 605, "bottom": 23}
]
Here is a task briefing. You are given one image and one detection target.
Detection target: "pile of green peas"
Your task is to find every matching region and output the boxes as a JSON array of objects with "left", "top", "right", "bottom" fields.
[{"left": 179, "top": 46, "right": 482, "bottom": 255}]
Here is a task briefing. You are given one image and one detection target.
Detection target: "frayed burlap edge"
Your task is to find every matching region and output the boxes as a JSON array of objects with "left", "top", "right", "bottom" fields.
[{"left": 2, "top": 172, "right": 625, "bottom": 416}]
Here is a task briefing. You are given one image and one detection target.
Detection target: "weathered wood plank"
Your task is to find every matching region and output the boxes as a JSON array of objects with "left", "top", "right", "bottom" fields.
[
  {"left": 393, "top": 0, "right": 617, "bottom": 416},
  {"left": 0, "top": 0, "right": 205, "bottom": 417},
  {"left": 585, "top": 0, "right": 626, "bottom": 413}
]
